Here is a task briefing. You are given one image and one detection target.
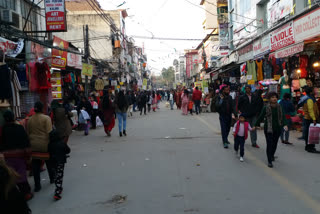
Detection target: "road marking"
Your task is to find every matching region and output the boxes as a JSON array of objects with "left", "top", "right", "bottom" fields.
[{"left": 196, "top": 115, "right": 320, "bottom": 213}]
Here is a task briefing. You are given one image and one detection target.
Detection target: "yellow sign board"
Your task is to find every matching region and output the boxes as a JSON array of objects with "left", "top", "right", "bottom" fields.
[
  {"left": 274, "top": 75, "right": 281, "bottom": 80},
  {"left": 82, "top": 63, "right": 93, "bottom": 77},
  {"left": 247, "top": 80, "right": 255, "bottom": 85},
  {"left": 120, "top": 82, "right": 124, "bottom": 85}
]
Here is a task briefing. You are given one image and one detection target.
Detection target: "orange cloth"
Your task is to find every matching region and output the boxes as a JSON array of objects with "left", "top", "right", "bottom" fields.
[{"left": 256, "top": 60, "right": 263, "bottom": 81}]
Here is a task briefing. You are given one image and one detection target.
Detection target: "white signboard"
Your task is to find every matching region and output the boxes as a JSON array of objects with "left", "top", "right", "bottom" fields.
[
  {"left": 274, "top": 42, "right": 304, "bottom": 58},
  {"left": 253, "top": 35, "right": 270, "bottom": 57},
  {"left": 0, "top": 37, "right": 24, "bottom": 58},
  {"left": 270, "top": 21, "right": 295, "bottom": 52},
  {"left": 294, "top": 8, "right": 320, "bottom": 43}
]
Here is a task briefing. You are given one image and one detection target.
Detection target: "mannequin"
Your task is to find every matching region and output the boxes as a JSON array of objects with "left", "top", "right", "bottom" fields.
[{"left": 279, "top": 69, "right": 290, "bottom": 99}]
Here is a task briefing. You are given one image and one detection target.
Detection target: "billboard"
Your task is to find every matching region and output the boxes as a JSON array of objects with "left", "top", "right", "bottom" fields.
[
  {"left": 52, "top": 36, "right": 69, "bottom": 69},
  {"left": 45, "top": 0, "right": 67, "bottom": 31}
]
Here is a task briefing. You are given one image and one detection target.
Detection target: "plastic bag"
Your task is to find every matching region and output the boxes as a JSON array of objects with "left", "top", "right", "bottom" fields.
[
  {"left": 96, "top": 116, "right": 103, "bottom": 127},
  {"left": 308, "top": 124, "right": 320, "bottom": 144}
]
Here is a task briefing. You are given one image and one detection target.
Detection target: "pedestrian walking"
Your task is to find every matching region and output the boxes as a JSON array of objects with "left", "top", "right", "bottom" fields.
[
  {"left": 152, "top": 91, "right": 157, "bottom": 112},
  {"left": 48, "top": 130, "right": 70, "bottom": 200},
  {"left": 279, "top": 93, "right": 295, "bottom": 145},
  {"left": 188, "top": 95, "right": 194, "bottom": 115},
  {"left": 27, "top": 101, "right": 54, "bottom": 192},
  {"left": 192, "top": 87, "right": 202, "bottom": 114},
  {"left": 99, "top": 91, "right": 115, "bottom": 136},
  {"left": 89, "top": 95, "right": 99, "bottom": 129},
  {"left": 301, "top": 87, "right": 320, "bottom": 153},
  {"left": 132, "top": 92, "right": 137, "bottom": 112},
  {"left": 216, "top": 86, "right": 237, "bottom": 148},
  {"left": 115, "top": 91, "right": 129, "bottom": 137},
  {"left": 181, "top": 89, "right": 189, "bottom": 115},
  {"left": 238, "top": 85, "right": 261, "bottom": 148},
  {"left": 255, "top": 92, "right": 288, "bottom": 168},
  {"left": 175, "top": 89, "right": 182, "bottom": 109},
  {"left": 156, "top": 92, "right": 161, "bottom": 109},
  {"left": 126, "top": 91, "right": 133, "bottom": 117},
  {"left": 0, "top": 160, "right": 32, "bottom": 214},
  {"left": 0, "top": 110, "right": 33, "bottom": 201},
  {"left": 233, "top": 113, "right": 255, "bottom": 162},
  {"left": 169, "top": 90, "right": 175, "bottom": 110},
  {"left": 147, "top": 91, "right": 153, "bottom": 112},
  {"left": 79, "top": 108, "right": 91, "bottom": 136},
  {"left": 50, "top": 100, "right": 73, "bottom": 144},
  {"left": 139, "top": 91, "right": 147, "bottom": 115}
]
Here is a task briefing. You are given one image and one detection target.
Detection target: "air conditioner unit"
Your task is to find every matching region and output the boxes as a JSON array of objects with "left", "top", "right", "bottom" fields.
[{"left": 0, "top": 9, "right": 21, "bottom": 30}]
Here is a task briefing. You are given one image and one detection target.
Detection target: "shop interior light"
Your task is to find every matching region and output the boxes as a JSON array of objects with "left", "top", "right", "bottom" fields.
[
  {"left": 313, "top": 62, "right": 320, "bottom": 67},
  {"left": 297, "top": 69, "right": 301, "bottom": 73}
]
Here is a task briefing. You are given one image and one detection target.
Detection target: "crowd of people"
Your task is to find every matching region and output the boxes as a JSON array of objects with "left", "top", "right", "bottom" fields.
[{"left": 215, "top": 83, "right": 319, "bottom": 168}]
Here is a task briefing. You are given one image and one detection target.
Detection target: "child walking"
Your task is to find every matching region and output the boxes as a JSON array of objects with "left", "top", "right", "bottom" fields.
[
  {"left": 233, "top": 114, "right": 255, "bottom": 162},
  {"left": 188, "top": 95, "right": 194, "bottom": 115},
  {"left": 48, "top": 130, "right": 71, "bottom": 200}
]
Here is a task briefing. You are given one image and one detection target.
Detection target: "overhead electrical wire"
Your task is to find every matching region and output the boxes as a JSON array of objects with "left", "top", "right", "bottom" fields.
[{"left": 131, "top": 35, "right": 203, "bottom": 41}]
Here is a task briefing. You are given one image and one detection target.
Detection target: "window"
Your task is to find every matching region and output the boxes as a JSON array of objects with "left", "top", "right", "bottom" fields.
[
  {"left": 0, "top": 0, "right": 16, "bottom": 10},
  {"left": 239, "top": 0, "right": 251, "bottom": 15},
  {"left": 20, "top": 0, "right": 38, "bottom": 32},
  {"left": 217, "top": 6, "right": 228, "bottom": 15}
]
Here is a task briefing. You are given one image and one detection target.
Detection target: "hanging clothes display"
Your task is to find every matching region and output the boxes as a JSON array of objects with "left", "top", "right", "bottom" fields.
[
  {"left": 16, "top": 62, "right": 28, "bottom": 89},
  {"left": 300, "top": 55, "right": 308, "bottom": 78},
  {"left": 271, "top": 57, "right": 280, "bottom": 76},
  {"left": 0, "top": 64, "right": 12, "bottom": 100},
  {"left": 263, "top": 58, "right": 273, "bottom": 79},
  {"left": 247, "top": 60, "right": 257, "bottom": 81},
  {"left": 10, "top": 70, "right": 22, "bottom": 118},
  {"left": 26, "top": 62, "right": 39, "bottom": 92},
  {"left": 36, "top": 62, "right": 51, "bottom": 90},
  {"left": 256, "top": 59, "right": 263, "bottom": 81}
]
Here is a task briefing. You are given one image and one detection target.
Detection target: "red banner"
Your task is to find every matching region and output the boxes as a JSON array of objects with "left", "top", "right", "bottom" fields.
[
  {"left": 45, "top": 0, "right": 66, "bottom": 31},
  {"left": 52, "top": 36, "right": 69, "bottom": 69}
]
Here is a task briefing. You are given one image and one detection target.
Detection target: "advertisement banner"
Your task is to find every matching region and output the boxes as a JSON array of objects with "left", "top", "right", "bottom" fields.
[
  {"left": 219, "top": 23, "right": 229, "bottom": 50},
  {"left": 253, "top": 35, "right": 271, "bottom": 57},
  {"left": 45, "top": 0, "right": 67, "bottom": 31},
  {"left": 274, "top": 42, "right": 304, "bottom": 58},
  {"left": 294, "top": 8, "right": 320, "bottom": 43},
  {"left": 82, "top": 63, "right": 93, "bottom": 77},
  {"left": 52, "top": 36, "right": 69, "bottom": 68},
  {"left": 202, "top": 80, "right": 208, "bottom": 93},
  {"left": 51, "top": 72, "right": 62, "bottom": 100},
  {"left": 0, "top": 37, "right": 24, "bottom": 58},
  {"left": 270, "top": 0, "right": 293, "bottom": 25},
  {"left": 67, "top": 53, "right": 82, "bottom": 69},
  {"left": 270, "top": 21, "right": 295, "bottom": 52},
  {"left": 186, "top": 54, "right": 192, "bottom": 78}
]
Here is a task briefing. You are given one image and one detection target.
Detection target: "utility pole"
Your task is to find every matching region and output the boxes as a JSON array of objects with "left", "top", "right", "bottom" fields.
[{"left": 83, "top": 25, "right": 89, "bottom": 97}]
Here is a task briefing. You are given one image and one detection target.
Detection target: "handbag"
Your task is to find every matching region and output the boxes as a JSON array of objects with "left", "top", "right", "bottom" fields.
[{"left": 308, "top": 124, "right": 320, "bottom": 144}]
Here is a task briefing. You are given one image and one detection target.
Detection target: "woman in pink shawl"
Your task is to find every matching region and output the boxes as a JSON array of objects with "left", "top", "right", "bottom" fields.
[{"left": 181, "top": 89, "right": 189, "bottom": 115}]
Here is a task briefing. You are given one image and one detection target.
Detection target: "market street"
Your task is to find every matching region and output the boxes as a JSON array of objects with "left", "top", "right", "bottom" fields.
[{"left": 28, "top": 105, "right": 320, "bottom": 214}]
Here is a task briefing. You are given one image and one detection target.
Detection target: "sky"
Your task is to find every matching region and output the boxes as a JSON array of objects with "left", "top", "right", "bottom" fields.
[{"left": 98, "top": 0, "right": 206, "bottom": 75}]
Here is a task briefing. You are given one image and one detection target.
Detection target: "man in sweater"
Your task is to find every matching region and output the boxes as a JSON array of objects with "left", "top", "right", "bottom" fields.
[
  {"left": 192, "top": 87, "right": 202, "bottom": 115},
  {"left": 216, "top": 86, "right": 238, "bottom": 148},
  {"left": 238, "top": 85, "right": 261, "bottom": 148}
]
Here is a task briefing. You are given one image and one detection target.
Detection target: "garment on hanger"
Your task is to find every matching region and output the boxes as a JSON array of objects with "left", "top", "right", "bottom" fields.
[
  {"left": 256, "top": 59, "right": 263, "bottom": 81},
  {"left": 0, "top": 64, "right": 12, "bottom": 99},
  {"left": 263, "top": 58, "right": 273, "bottom": 79},
  {"left": 36, "top": 62, "right": 51, "bottom": 90},
  {"left": 10, "top": 70, "right": 22, "bottom": 118},
  {"left": 271, "top": 57, "right": 280, "bottom": 76},
  {"left": 300, "top": 55, "right": 308, "bottom": 78},
  {"left": 26, "top": 62, "right": 39, "bottom": 92},
  {"left": 246, "top": 60, "right": 257, "bottom": 81},
  {"left": 16, "top": 63, "right": 28, "bottom": 88}
]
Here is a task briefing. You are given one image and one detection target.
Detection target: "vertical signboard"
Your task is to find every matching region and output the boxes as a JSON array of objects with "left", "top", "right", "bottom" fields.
[
  {"left": 52, "top": 36, "right": 68, "bottom": 69},
  {"left": 186, "top": 53, "right": 192, "bottom": 78},
  {"left": 45, "top": 0, "right": 67, "bottom": 31}
]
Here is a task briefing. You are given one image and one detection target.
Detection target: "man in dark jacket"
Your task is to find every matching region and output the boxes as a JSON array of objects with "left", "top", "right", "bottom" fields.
[
  {"left": 139, "top": 91, "right": 147, "bottom": 115},
  {"left": 238, "top": 85, "right": 260, "bottom": 148},
  {"left": 216, "top": 86, "right": 237, "bottom": 148}
]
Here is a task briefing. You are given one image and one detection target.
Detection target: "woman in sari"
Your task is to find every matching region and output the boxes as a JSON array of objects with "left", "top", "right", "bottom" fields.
[
  {"left": 152, "top": 91, "right": 157, "bottom": 112},
  {"left": 181, "top": 89, "right": 189, "bottom": 115},
  {"left": 175, "top": 90, "right": 182, "bottom": 109},
  {"left": 99, "top": 91, "right": 115, "bottom": 137}
]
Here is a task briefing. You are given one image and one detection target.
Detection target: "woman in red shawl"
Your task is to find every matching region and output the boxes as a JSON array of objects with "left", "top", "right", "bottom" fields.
[
  {"left": 99, "top": 91, "right": 115, "bottom": 136},
  {"left": 175, "top": 89, "right": 182, "bottom": 109}
]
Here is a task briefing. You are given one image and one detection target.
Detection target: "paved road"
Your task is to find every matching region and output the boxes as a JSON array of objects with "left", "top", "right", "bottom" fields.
[{"left": 29, "top": 104, "right": 320, "bottom": 214}]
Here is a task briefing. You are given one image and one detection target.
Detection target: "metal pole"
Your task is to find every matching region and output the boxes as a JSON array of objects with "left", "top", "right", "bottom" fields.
[{"left": 84, "top": 25, "right": 89, "bottom": 98}]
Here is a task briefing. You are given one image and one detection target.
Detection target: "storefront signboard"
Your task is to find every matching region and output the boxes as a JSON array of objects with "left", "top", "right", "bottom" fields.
[
  {"left": 274, "top": 42, "right": 304, "bottom": 58},
  {"left": 186, "top": 53, "right": 192, "bottom": 78},
  {"left": 238, "top": 43, "right": 253, "bottom": 63},
  {"left": 0, "top": 37, "right": 24, "bottom": 58},
  {"left": 195, "top": 82, "right": 202, "bottom": 88},
  {"left": 270, "top": 21, "right": 295, "bottom": 52},
  {"left": 294, "top": 8, "right": 320, "bottom": 43},
  {"left": 45, "top": 0, "right": 67, "bottom": 31},
  {"left": 202, "top": 81, "right": 209, "bottom": 93},
  {"left": 253, "top": 35, "right": 270, "bottom": 57},
  {"left": 52, "top": 36, "right": 69, "bottom": 68},
  {"left": 82, "top": 63, "right": 93, "bottom": 77},
  {"left": 67, "top": 53, "right": 82, "bottom": 69},
  {"left": 51, "top": 72, "right": 62, "bottom": 100},
  {"left": 270, "top": 0, "right": 293, "bottom": 25}
]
